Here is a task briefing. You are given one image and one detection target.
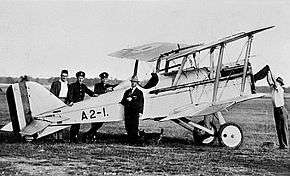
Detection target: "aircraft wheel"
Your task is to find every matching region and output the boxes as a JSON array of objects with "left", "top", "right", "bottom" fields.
[
  {"left": 218, "top": 123, "right": 243, "bottom": 149},
  {"left": 194, "top": 121, "right": 217, "bottom": 145}
]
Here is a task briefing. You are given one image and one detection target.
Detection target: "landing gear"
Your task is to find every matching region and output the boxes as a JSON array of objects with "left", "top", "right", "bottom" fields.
[
  {"left": 193, "top": 120, "right": 217, "bottom": 145},
  {"left": 172, "top": 118, "right": 218, "bottom": 146},
  {"left": 218, "top": 123, "right": 243, "bottom": 149}
]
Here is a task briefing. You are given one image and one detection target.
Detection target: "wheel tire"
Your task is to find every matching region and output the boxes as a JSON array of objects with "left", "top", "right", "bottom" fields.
[
  {"left": 193, "top": 120, "right": 217, "bottom": 145},
  {"left": 218, "top": 122, "right": 243, "bottom": 149}
]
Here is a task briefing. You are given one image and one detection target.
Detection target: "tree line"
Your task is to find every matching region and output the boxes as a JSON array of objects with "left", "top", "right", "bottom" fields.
[
  {"left": 0, "top": 76, "right": 289, "bottom": 93},
  {"left": 0, "top": 76, "right": 122, "bottom": 87}
]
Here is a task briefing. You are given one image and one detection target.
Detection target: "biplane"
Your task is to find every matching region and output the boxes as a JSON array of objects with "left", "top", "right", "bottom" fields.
[{"left": 0, "top": 26, "right": 274, "bottom": 148}]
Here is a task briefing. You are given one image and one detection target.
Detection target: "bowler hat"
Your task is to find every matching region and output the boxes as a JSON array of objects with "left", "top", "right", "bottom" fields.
[
  {"left": 76, "top": 71, "right": 85, "bottom": 78},
  {"left": 276, "top": 77, "right": 284, "bottom": 86},
  {"left": 130, "top": 75, "right": 139, "bottom": 82},
  {"left": 99, "top": 72, "right": 109, "bottom": 79}
]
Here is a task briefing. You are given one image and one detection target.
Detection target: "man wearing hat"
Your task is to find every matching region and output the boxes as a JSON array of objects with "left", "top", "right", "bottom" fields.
[
  {"left": 121, "top": 75, "right": 144, "bottom": 144},
  {"left": 50, "top": 69, "right": 69, "bottom": 141},
  {"left": 85, "top": 72, "right": 116, "bottom": 142},
  {"left": 94, "top": 72, "right": 115, "bottom": 94},
  {"left": 267, "top": 71, "right": 289, "bottom": 149},
  {"left": 67, "top": 71, "right": 96, "bottom": 143}
]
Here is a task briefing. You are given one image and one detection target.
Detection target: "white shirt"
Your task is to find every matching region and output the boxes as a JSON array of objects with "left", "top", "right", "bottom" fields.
[
  {"left": 271, "top": 84, "right": 285, "bottom": 107},
  {"left": 131, "top": 87, "right": 136, "bottom": 94},
  {"left": 267, "top": 71, "right": 284, "bottom": 107},
  {"left": 59, "top": 80, "right": 68, "bottom": 98}
]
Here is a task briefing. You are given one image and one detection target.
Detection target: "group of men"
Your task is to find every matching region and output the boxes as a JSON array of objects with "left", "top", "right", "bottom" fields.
[
  {"left": 50, "top": 70, "right": 143, "bottom": 144},
  {"left": 49, "top": 67, "right": 289, "bottom": 149}
]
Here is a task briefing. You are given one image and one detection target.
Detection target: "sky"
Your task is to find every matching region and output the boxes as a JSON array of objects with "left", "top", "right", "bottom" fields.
[{"left": 0, "top": 0, "right": 290, "bottom": 86}]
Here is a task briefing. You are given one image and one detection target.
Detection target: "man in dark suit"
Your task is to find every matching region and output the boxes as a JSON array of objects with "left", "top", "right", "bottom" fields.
[
  {"left": 67, "top": 71, "right": 96, "bottom": 143},
  {"left": 85, "top": 72, "right": 115, "bottom": 142},
  {"left": 121, "top": 75, "right": 144, "bottom": 144},
  {"left": 94, "top": 72, "right": 115, "bottom": 94},
  {"left": 50, "top": 70, "right": 69, "bottom": 141}
]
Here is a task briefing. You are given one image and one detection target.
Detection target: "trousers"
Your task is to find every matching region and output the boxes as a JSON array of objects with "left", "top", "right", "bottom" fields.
[
  {"left": 70, "top": 124, "right": 80, "bottom": 141},
  {"left": 273, "top": 106, "right": 289, "bottom": 148},
  {"left": 124, "top": 112, "right": 139, "bottom": 144}
]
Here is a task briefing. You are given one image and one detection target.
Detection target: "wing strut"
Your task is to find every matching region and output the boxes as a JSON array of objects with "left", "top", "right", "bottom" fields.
[
  {"left": 240, "top": 35, "right": 253, "bottom": 95},
  {"left": 133, "top": 60, "right": 139, "bottom": 76},
  {"left": 212, "top": 43, "right": 225, "bottom": 103},
  {"left": 172, "top": 56, "right": 187, "bottom": 86},
  {"left": 209, "top": 47, "right": 215, "bottom": 79}
]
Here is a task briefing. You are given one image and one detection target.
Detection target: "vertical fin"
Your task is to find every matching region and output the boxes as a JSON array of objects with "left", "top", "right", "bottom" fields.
[
  {"left": 6, "top": 85, "right": 21, "bottom": 133},
  {"left": 19, "top": 82, "right": 33, "bottom": 125}
]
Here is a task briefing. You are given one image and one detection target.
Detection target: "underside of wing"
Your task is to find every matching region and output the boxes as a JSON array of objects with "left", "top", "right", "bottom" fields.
[
  {"left": 160, "top": 103, "right": 210, "bottom": 121},
  {"left": 108, "top": 42, "right": 189, "bottom": 62}
]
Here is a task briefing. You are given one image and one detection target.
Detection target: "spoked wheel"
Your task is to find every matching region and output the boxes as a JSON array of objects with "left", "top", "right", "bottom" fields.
[
  {"left": 193, "top": 121, "right": 217, "bottom": 145},
  {"left": 218, "top": 123, "right": 243, "bottom": 149}
]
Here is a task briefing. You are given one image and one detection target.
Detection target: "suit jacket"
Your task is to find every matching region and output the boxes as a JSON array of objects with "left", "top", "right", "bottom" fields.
[
  {"left": 121, "top": 87, "right": 144, "bottom": 115},
  {"left": 50, "top": 80, "right": 68, "bottom": 98},
  {"left": 67, "top": 81, "right": 94, "bottom": 103}
]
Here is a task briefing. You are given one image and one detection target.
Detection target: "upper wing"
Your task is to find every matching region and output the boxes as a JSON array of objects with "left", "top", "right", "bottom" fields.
[
  {"left": 160, "top": 26, "right": 275, "bottom": 61},
  {"left": 159, "top": 93, "right": 265, "bottom": 121},
  {"left": 109, "top": 26, "right": 274, "bottom": 62},
  {"left": 108, "top": 42, "right": 193, "bottom": 62}
]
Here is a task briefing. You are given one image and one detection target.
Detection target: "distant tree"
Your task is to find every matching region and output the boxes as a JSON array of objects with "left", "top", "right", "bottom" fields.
[{"left": 6, "top": 77, "right": 15, "bottom": 84}]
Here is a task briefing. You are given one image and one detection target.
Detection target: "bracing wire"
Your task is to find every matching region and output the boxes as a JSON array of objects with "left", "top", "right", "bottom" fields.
[{"left": 217, "top": 41, "right": 248, "bottom": 101}]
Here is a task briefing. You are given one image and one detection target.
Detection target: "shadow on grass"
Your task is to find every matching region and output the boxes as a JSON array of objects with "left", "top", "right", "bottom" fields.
[{"left": 0, "top": 130, "right": 194, "bottom": 147}]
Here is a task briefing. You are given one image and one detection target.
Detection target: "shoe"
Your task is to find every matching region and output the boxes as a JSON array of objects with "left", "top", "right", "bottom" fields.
[
  {"left": 91, "top": 135, "right": 97, "bottom": 142},
  {"left": 70, "top": 136, "right": 79, "bottom": 144}
]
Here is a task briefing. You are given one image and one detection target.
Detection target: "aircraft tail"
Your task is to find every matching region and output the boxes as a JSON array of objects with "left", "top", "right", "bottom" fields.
[{"left": 1, "top": 81, "right": 66, "bottom": 137}]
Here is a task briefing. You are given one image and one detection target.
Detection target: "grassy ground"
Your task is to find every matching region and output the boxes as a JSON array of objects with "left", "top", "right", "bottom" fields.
[{"left": 0, "top": 92, "right": 289, "bottom": 175}]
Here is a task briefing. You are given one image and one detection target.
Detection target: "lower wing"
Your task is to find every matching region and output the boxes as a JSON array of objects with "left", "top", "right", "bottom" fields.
[{"left": 159, "top": 93, "right": 265, "bottom": 122}]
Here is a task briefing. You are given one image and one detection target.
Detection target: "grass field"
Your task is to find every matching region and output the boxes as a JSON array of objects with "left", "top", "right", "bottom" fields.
[{"left": 0, "top": 92, "right": 289, "bottom": 175}]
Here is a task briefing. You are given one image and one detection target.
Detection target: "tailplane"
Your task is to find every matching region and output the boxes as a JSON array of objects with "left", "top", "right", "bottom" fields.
[{"left": 1, "top": 81, "right": 66, "bottom": 139}]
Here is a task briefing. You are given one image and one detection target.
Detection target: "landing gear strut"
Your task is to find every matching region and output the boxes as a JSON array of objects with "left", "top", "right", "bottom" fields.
[{"left": 193, "top": 120, "right": 217, "bottom": 145}]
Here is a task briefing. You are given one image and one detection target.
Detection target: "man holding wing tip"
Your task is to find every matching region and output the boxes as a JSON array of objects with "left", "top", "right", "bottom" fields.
[{"left": 267, "top": 69, "right": 289, "bottom": 150}]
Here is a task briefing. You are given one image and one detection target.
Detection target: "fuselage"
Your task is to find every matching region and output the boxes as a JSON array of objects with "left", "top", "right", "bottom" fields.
[{"left": 38, "top": 64, "right": 254, "bottom": 126}]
